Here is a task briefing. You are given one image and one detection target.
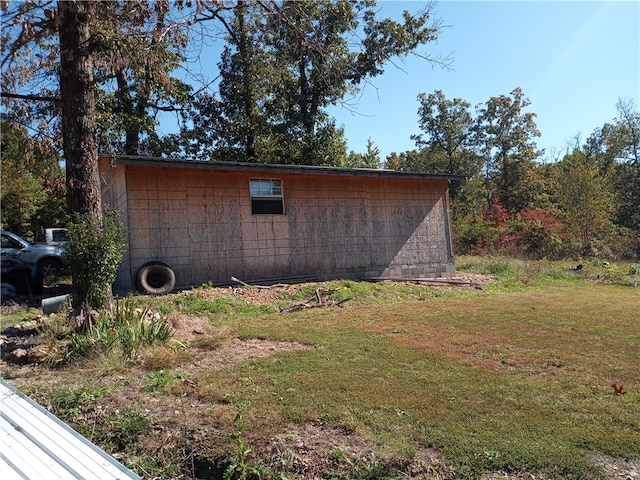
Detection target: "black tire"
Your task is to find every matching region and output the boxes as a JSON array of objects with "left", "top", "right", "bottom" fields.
[
  {"left": 135, "top": 261, "right": 176, "bottom": 295},
  {"left": 38, "top": 258, "right": 62, "bottom": 277}
]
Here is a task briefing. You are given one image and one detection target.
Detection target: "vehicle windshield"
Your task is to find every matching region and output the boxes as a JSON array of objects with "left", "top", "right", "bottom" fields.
[{"left": 1, "top": 233, "right": 26, "bottom": 249}]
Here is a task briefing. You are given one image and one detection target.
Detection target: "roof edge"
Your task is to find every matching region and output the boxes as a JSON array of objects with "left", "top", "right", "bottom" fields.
[{"left": 99, "top": 154, "right": 468, "bottom": 182}]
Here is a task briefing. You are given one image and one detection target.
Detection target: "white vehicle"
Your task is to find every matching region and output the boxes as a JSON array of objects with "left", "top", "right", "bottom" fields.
[
  {"left": 1, "top": 231, "right": 67, "bottom": 277},
  {"left": 36, "top": 227, "right": 69, "bottom": 246}
]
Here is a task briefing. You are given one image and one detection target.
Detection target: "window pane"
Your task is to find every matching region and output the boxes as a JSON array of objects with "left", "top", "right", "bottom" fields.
[
  {"left": 252, "top": 199, "right": 284, "bottom": 214},
  {"left": 250, "top": 179, "right": 282, "bottom": 197},
  {"left": 249, "top": 179, "right": 284, "bottom": 214}
]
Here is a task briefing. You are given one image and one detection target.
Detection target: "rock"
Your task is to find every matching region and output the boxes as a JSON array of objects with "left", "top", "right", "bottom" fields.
[{"left": 6, "top": 348, "right": 29, "bottom": 363}]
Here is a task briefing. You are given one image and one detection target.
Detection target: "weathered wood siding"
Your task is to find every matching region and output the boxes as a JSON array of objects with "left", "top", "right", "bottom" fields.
[{"left": 100, "top": 160, "right": 455, "bottom": 292}]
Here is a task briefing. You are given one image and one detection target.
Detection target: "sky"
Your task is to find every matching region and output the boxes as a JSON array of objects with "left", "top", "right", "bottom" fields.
[{"left": 327, "top": 0, "right": 640, "bottom": 161}]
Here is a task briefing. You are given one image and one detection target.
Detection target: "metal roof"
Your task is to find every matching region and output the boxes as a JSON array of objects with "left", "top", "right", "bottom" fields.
[
  {"left": 101, "top": 154, "right": 467, "bottom": 182},
  {"left": 0, "top": 379, "right": 140, "bottom": 480}
]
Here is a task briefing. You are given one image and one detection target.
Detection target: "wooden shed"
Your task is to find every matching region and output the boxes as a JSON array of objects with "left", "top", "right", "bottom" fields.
[{"left": 99, "top": 155, "right": 460, "bottom": 294}]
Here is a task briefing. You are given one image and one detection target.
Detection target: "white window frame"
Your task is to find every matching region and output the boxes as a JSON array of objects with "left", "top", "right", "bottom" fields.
[{"left": 249, "top": 178, "right": 284, "bottom": 214}]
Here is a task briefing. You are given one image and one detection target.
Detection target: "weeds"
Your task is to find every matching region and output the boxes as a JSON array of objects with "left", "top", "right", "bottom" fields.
[
  {"left": 105, "top": 408, "right": 152, "bottom": 452},
  {"left": 48, "top": 384, "right": 111, "bottom": 419},
  {"left": 142, "top": 369, "right": 176, "bottom": 393},
  {"left": 65, "top": 209, "right": 127, "bottom": 310},
  {"left": 68, "top": 298, "right": 175, "bottom": 360},
  {"left": 224, "top": 413, "right": 271, "bottom": 480}
]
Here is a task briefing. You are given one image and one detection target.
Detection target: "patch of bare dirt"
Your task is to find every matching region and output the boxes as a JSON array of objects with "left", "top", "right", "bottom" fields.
[
  {"left": 194, "top": 283, "right": 300, "bottom": 305},
  {"left": 590, "top": 453, "right": 639, "bottom": 480},
  {"left": 452, "top": 272, "right": 497, "bottom": 287},
  {"left": 246, "top": 424, "right": 459, "bottom": 479},
  {"left": 165, "top": 311, "right": 313, "bottom": 373}
]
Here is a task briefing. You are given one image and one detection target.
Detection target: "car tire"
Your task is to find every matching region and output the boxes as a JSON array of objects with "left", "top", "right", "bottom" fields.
[
  {"left": 135, "top": 261, "right": 176, "bottom": 295},
  {"left": 38, "top": 258, "right": 62, "bottom": 277}
]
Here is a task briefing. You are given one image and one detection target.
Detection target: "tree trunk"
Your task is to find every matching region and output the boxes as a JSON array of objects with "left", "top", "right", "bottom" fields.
[
  {"left": 237, "top": 1, "right": 256, "bottom": 159},
  {"left": 58, "top": 0, "right": 102, "bottom": 219},
  {"left": 115, "top": 69, "right": 142, "bottom": 156}
]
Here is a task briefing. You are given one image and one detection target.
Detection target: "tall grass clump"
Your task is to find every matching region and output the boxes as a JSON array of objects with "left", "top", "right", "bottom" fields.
[
  {"left": 70, "top": 298, "right": 175, "bottom": 359},
  {"left": 456, "top": 256, "right": 515, "bottom": 277},
  {"left": 65, "top": 209, "right": 127, "bottom": 310}
]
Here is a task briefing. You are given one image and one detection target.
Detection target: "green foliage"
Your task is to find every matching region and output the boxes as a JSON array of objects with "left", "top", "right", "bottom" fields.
[
  {"left": 475, "top": 88, "right": 544, "bottom": 213},
  {"left": 0, "top": 121, "right": 66, "bottom": 237},
  {"left": 103, "top": 408, "right": 153, "bottom": 452},
  {"left": 411, "top": 90, "right": 483, "bottom": 201},
  {"left": 65, "top": 209, "right": 128, "bottom": 309},
  {"left": 223, "top": 432, "right": 270, "bottom": 480},
  {"left": 555, "top": 147, "right": 616, "bottom": 254},
  {"left": 453, "top": 215, "right": 497, "bottom": 253},
  {"left": 69, "top": 298, "right": 175, "bottom": 360},
  {"left": 148, "top": 291, "right": 276, "bottom": 319},
  {"left": 192, "top": 1, "right": 441, "bottom": 166},
  {"left": 224, "top": 411, "right": 271, "bottom": 480},
  {"left": 48, "top": 384, "right": 110, "bottom": 420},
  {"left": 346, "top": 138, "right": 381, "bottom": 169},
  {"left": 142, "top": 370, "right": 176, "bottom": 393},
  {"left": 455, "top": 257, "right": 514, "bottom": 277}
]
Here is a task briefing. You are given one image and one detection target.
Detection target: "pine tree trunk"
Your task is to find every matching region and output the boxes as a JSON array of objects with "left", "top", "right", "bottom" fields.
[{"left": 58, "top": 0, "right": 102, "bottom": 219}]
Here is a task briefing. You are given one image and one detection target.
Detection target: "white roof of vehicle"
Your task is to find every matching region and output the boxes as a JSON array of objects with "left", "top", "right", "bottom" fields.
[{"left": 0, "top": 379, "right": 140, "bottom": 479}]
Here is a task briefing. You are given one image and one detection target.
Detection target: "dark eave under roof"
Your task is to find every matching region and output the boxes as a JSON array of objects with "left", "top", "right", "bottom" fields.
[{"left": 102, "top": 154, "right": 467, "bottom": 182}]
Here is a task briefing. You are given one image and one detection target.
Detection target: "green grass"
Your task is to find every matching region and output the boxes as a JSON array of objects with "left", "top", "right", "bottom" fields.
[
  {"left": 202, "top": 282, "right": 639, "bottom": 478},
  {"left": 4, "top": 257, "right": 639, "bottom": 478}
]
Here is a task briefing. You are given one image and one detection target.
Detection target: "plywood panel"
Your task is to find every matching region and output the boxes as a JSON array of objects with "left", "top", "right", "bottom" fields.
[{"left": 108, "top": 163, "right": 455, "bottom": 290}]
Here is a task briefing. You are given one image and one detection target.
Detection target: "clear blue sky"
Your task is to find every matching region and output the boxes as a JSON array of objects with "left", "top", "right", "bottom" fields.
[{"left": 329, "top": 0, "right": 640, "bottom": 161}]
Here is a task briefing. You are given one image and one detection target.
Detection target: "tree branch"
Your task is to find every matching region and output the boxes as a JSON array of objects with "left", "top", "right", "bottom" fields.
[{"left": 1, "top": 92, "right": 61, "bottom": 103}]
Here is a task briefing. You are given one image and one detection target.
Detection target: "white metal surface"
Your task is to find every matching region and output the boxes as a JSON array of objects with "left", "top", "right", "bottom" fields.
[{"left": 0, "top": 379, "right": 140, "bottom": 480}]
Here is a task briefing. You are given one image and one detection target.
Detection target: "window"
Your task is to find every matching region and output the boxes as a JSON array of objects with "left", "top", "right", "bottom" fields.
[{"left": 249, "top": 178, "right": 284, "bottom": 214}]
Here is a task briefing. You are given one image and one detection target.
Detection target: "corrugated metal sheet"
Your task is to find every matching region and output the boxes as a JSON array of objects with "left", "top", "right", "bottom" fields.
[{"left": 0, "top": 379, "right": 140, "bottom": 480}]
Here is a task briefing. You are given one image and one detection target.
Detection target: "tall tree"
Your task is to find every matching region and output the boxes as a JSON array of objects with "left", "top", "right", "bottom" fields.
[
  {"left": 190, "top": 1, "right": 271, "bottom": 162},
  {"left": 58, "top": 0, "right": 101, "bottom": 217},
  {"left": 2, "top": 1, "right": 227, "bottom": 217},
  {"left": 411, "top": 89, "right": 483, "bottom": 203},
  {"left": 0, "top": 121, "right": 66, "bottom": 237},
  {"left": 555, "top": 147, "right": 615, "bottom": 253},
  {"left": 412, "top": 90, "right": 477, "bottom": 175},
  {"left": 611, "top": 98, "right": 640, "bottom": 168},
  {"left": 269, "top": 0, "right": 441, "bottom": 165},
  {"left": 585, "top": 99, "right": 640, "bottom": 231},
  {"left": 194, "top": 0, "right": 443, "bottom": 165},
  {"left": 607, "top": 99, "right": 640, "bottom": 231},
  {"left": 346, "top": 138, "right": 381, "bottom": 168},
  {"left": 93, "top": 2, "right": 197, "bottom": 157},
  {"left": 475, "top": 87, "right": 543, "bottom": 213}
]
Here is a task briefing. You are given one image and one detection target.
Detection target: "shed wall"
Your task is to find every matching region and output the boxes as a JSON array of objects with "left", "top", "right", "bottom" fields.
[{"left": 101, "top": 162, "right": 454, "bottom": 292}]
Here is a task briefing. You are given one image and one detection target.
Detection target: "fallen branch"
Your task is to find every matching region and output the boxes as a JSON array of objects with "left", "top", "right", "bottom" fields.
[
  {"left": 365, "top": 276, "right": 484, "bottom": 288},
  {"left": 230, "top": 276, "right": 289, "bottom": 289},
  {"left": 281, "top": 288, "right": 351, "bottom": 312}
]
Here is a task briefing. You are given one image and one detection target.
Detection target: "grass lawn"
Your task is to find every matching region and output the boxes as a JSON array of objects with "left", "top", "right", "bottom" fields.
[
  {"left": 224, "top": 282, "right": 639, "bottom": 478},
  {"left": 2, "top": 257, "right": 639, "bottom": 479}
]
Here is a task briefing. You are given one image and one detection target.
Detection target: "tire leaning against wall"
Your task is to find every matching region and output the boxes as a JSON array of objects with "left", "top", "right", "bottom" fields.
[{"left": 134, "top": 261, "right": 176, "bottom": 295}]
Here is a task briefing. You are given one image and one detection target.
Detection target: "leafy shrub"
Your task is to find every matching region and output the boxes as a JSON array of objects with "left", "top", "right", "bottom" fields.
[
  {"left": 510, "top": 208, "right": 564, "bottom": 259},
  {"left": 65, "top": 209, "right": 127, "bottom": 309},
  {"left": 453, "top": 216, "right": 499, "bottom": 254}
]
